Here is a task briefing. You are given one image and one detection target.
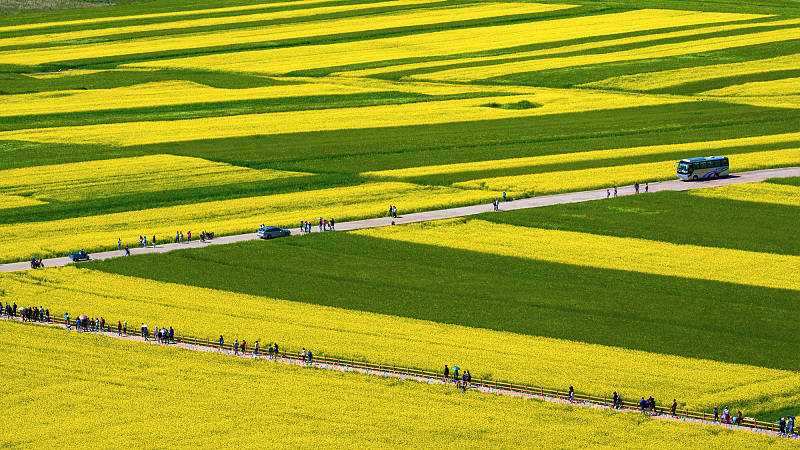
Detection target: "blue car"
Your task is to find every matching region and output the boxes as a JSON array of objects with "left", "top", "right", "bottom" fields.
[{"left": 69, "top": 250, "right": 90, "bottom": 262}]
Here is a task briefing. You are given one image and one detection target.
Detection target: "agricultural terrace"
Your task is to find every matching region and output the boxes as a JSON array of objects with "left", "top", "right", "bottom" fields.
[
  {"left": 0, "top": 0, "right": 799, "bottom": 261},
  {"left": 2, "top": 320, "right": 793, "bottom": 447}
]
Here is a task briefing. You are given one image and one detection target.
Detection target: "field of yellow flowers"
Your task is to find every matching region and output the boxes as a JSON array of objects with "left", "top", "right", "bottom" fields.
[
  {"left": 3, "top": 320, "right": 791, "bottom": 447},
  {"left": 4, "top": 265, "right": 800, "bottom": 418},
  {"left": 2, "top": 0, "right": 800, "bottom": 440}
]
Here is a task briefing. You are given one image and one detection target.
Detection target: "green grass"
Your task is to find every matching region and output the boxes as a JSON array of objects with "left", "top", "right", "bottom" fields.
[
  {"left": 479, "top": 189, "right": 800, "bottom": 255},
  {"left": 86, "top": 224, "right": 800, "bottom": 372},
  {"left": 766, "top": 176, "right": 800, "bottom": 186}
]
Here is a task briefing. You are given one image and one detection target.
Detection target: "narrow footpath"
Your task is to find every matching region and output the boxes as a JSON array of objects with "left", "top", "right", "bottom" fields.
[
  {"left": 6, "top": 316, "right": 797, "bottom": 441},
  {"left": 1, "top": 166, "right": 797, "bottom": 272}
]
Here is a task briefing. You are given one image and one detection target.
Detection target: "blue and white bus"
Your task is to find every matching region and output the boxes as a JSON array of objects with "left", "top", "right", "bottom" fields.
[{"left": 677, "top": 156, "right": 729, "bottom": 181}]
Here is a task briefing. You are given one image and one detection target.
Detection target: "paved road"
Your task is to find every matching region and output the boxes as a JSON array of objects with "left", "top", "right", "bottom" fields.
[{"left": 2, "top": 166, "right": 797, "bottom": 272}]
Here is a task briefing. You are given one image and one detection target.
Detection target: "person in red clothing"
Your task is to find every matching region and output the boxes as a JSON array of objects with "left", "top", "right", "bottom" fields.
[
  {"left": 117, "top": 321, "right": 122, "bottom": 336},
  {"left": 241, "top": 340, "right": 247, "bottom": 355}
]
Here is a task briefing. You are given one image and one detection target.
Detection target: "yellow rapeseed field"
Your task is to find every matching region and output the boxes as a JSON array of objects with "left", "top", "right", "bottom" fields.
[
  {"left": 0, "top": 154, "right": 306, "bottom": 202},
  {"left": 2, "top": 321, "right": 789, "bottom": 447},
  {"left": 0, "top": 181, "right": 499, "bottom": 261},
  {"left": 340, "top": 18, "right": 800, "bottom": 78},
  {"left": 0, "top": 194, "right": 46, "bottom": 210},
  {"left": 452, "top": 148, "right": 800, "bottom": 196},
  {"left": 581, "top": 53, "right": 800, "bottom": 91},
  {"left": 363, "top": 132, "right": 800, "bottom": 179},
  {"left": 0, "top": 0, "right": 444, "bottom": 47},
  {"left": 5, "top": 267, "right": 800, "bottom": 417},
  {"left": 0, "top": 3, "right": 575, "bottom": 66},
  {"left": 690, "top": 182, "right": 800, "bottom": 207},
  {"left": 126, "top": 9, "right": 763, "bottom": 74},
  {"left": 356, "top": 219, "right": 800, "bottom": 291},
  {"left": 0, "top": 92, "right": 684, "bottom": 146},
  {"left": 0, "top": 0, "right": 350, "bottom": 33},
  {"left": 702, "top": 77, "right": 800, "bottom": 97},
  {"left": 416, "top": 27, "right": 800, "bottom": 82},
  {"left": 0, "top": 80, "right": 386, "bottom": 117}
]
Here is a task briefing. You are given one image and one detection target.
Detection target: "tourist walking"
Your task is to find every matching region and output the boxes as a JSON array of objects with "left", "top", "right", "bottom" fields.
[
  {"left": 671, "top": 399, "right": 677, "bottom": 416},
  {"left": 118, "top": 238, "right": 121, "bottom": 250},
  {"left": 645, "top": 183, "right": 649, "bottom": 193},
  {"left": 219, "top": 335, "right": 224, "bottom": 351},
  {"left": 613, "top": 186, "right": 617, "bottom": 197}
]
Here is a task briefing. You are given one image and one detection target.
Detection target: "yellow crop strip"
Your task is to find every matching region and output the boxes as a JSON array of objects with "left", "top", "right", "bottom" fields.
[
  {"left": 5, "top": 267, "right": 800, "bottom": 418},
  {"left": 0, "top": 181, "right": 499, "bottom": 261},
  {"left": 126, "top": 9, "right": 765, "bottom": 74},
  {"left": 363, "top": 132, "right": 800, "bottom": 179},
  {"left": 0, "top": 80, "right": 387, "bottom": 117},
  {"left": 0, "top": 91, "right": 684, "bottom": 146},
  {"left": 416, "top": 26, "right": 800, "bottom": 82},
  {"left": 0, "top": 3, "right": 577, "bottom": 66},
  {"left": 0, "top": 0, "right": 353, "bottom": 33},
  {"left": 0, "top": 155, "right": 307, "bottom": 202},
  {"left": 2, "top": 322, "right": 789, "bottom": 447},
  {"left": 702, "top": 77, "right": 800, "bottom": 97},
  {"left": 690, "top": 182, "right": 800, "bottom": 207},
  {"left": 0, "top": 0, "right": 444, "bottom": 47},
  {"left": 357, "top": 219, "right": 800, "bottom": 291},
  {"left": 0, "top": 194, "right": 46, "bottom": 209},
  {"left": 340, "top": 18, "right": 800, "bottom": 78},
  {"left": 452, "top": 148, "right": 800, "bottom": 197},
  {"left": 581, "top": 53, "right": 800, "bottom": 91}
]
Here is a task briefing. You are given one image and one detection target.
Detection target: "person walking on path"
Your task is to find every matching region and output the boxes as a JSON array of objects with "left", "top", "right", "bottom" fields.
[
  {"left": 241, "top": 340, "right": 247, "bottom": 355},
  {"left": 141, "top": 323, "right": 148, "bottom": 342},
  {"left": 671, "top": 399, "right": 677, "bottom": 416},
  {"left": 218, "top": 335, "right": 224, "bottom": 351},
  {"left": 169, "top": 326, "right": 174, "bottom": 344},
  {"left": 613, "top": 186, "right": 617, "bottom": 197},
  {"left": 65, "top": 312, "right": 70, "bottom": 330},
  {"left": 152, "top": 234, "right": 156, "bottom": 248},
  {"left": 645, "top": 183, "right": 649, "bottom": 193},
  {"left": 234, "top": 340, "right": 239, "bottom": 355},
  {"left": 502, "top": 191, "right": 507, "bottom": 202},
  {"left": 117, "top": 321, "right": 122, "bottom": 336},
  {"left": 714, "top": 406, "right": 719, "bottom": 422},
  {"left": 118, "top": 238, "right": 121, "bottom": 250},
  {"left": 634, "top": 182, "right": 639, "bottom": 194},
  {"left": 606, "top": 189, "right": 610, "bottom": 199},
  {"left": 187, "top": 231, "right": 191, "bottom": 242},
  {"left": 568, "top": 386, "right": 575, "bottom": 402},
  {"left": 254, "top": 341, "right": 259, "bottom": 356},
  {"left": 330, "top": 218, "right": 335, "bottom": 231},
  {"left": 779, "top": 417, "right": 786, "bottom": 434},
  {"left": 443, "top": 365, "right": 449, "bottom": 383}
]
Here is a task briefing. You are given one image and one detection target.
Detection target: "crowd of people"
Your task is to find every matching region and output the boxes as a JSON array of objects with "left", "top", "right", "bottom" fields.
[
  {"left": 443, "top": 365, "right": 473, "bottom": 393},
  {"left": 299, "top": 218, "right": 335, "bottom": 233},
  {"left": 2, "top": 302, "right": 48, "bottom": 323}
]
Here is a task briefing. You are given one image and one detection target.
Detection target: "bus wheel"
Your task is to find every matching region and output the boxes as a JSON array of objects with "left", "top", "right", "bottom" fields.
[
  {"left": 713, "top": 173, "right": 719, "bottom": 179},
  {"left": 692, "top": 175, "right": 698, "bottom": 181}
]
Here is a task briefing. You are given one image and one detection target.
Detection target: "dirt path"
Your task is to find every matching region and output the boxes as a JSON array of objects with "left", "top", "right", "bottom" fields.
[
  {"left": 6, "top": 316, "right": 797, "bottom": 441},
  {"left": 2, "top": 166, "right": 797, "bottom": 272}
]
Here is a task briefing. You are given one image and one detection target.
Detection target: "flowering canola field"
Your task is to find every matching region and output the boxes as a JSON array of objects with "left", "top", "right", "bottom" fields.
[
  {"left": 4, "top": 266, "right": 800, "bottom": 417},
  {"left": 2, "top": 0, "right": 800, "bottom": 439},
  {"left": 356, "top": 219, "right": 800, "bottom": 291},
  {"left": 3, "top": 321, "right": 789, "bottom": 447},
  {"left": 689, "top": 181, "right": 800, "bottom": 206},
  {"left": 0, "top": 154, "right": 307, "bottom": 202},
  {"left": 0, "top": 181, "right": 498, "bottom": 261}
]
